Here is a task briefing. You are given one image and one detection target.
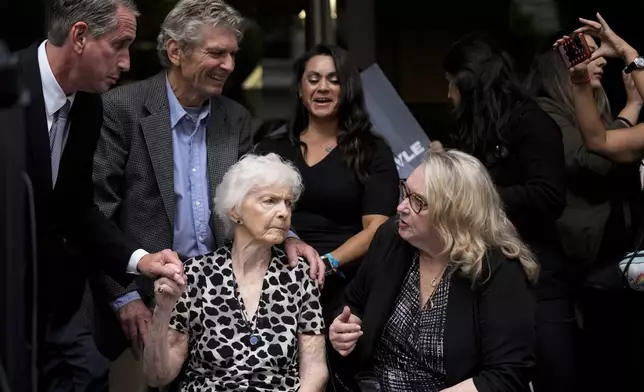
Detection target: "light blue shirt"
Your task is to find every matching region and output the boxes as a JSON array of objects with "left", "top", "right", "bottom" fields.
[
  {"left": 167, "top": 79, "right": 215, "bottom": 259},
  {"left": 111, "top": 77, "right": 215, "bottom": 311}
]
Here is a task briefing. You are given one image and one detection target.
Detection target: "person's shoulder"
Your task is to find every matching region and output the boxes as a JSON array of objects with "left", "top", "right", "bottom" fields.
[
  {"left": 185, "top": 246, "right": 231, "bottom": 273},
  {"left": 478, "top": 248, "right": 530, "bottom": 286},
  {"left": 102, "top": 74, "right": 157, "bottom": 108},
  {"left": 510, "top": 99, "right": 561, "bottom": 139},
  {"left": 213, "top": 94, "right": 251, "bottom": 120},
  {"left": 370, "top": 217, "right": 403, "bottom": 250},
  {"left": 255, "top": 131, "right": 295, "bottom": 155},
  {"left": 514, "top": 100, "right": 557, "bottom": 125},
  {"left": 271, "top": 246, "right": 317, "bottom": 284}
]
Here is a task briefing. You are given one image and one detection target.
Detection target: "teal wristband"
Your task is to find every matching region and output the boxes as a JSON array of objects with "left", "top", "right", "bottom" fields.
[
  {"left": 323, "top": 253, "right": 345, "bottom": 278},
  {"left": 324, "top": 253, "right": 340, "bottom": 269}
]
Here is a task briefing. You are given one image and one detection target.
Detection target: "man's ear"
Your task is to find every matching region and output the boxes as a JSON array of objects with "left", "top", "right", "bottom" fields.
[
  {"left": 70, "top": 21, "right": 90, "bottom": 54},
  {"left": 166, "top": 39, "right": 183, "bottom": 67}
]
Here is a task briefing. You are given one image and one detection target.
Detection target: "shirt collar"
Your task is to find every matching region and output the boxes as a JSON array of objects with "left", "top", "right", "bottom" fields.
[
  {"left": 165, "top": 74, "right": 210, "bottom": 129},
  {"left": 37, "top": 40, "right": 76, "bottom": 116}
]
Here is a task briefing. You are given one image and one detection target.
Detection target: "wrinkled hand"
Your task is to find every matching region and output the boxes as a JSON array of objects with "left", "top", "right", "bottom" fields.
[
  {"left": 137, "top": 249, "right": 186, "bottom": 286},
  {"left": 116, "top": 299, "right": 152, "bottom": 359},
  {"left": 429, "top": 140, "right": 444, "bottom": 153},
  {"left": 153, "top": 277, "right": 186, "bottom": 312},
  {"left": 623, "top": 72, "right": 643, "bottom": 106},
  {"left": 329, "top": 306, "right": 363, "bottom": 357},
  {"left": 575, "top": 13, "right": 630, "bottom": 61},
  {"left": 284, "top": 237, "right": 325, "bottom": 285}
]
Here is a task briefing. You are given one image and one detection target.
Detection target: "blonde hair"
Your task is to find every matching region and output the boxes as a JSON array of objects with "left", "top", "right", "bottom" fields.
[{"left": 421, "top": 150, "right": 539, "bottom": 283}]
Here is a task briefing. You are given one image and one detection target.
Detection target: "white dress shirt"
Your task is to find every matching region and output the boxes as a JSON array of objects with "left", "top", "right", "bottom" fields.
[{"left": 37, "top": 40, "right": 146, "bottom": 275}]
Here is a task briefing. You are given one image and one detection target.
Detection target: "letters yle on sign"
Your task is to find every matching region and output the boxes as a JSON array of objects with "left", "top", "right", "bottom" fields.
[{"left": 360, "top": 64, "right": 430, "bottom": 179}]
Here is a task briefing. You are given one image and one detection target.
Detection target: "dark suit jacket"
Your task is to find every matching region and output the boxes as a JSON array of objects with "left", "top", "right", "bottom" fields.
[
  {"left": 334, "top": 218, "right": 536, "bottom": 392},
  {"left": 16, "top": 44, "right": 137, "bottom": 327},
  {"left": 83, "top": 71, "right": 252, "bottom": 359}
]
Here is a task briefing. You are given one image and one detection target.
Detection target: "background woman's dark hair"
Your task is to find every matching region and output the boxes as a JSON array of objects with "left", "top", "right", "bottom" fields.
[
  {"left": 443, "top": 34, "right": 532, "bottom": 163},
  {"left": 289, "top": 43, "right": 383, "bottom": 182},
  {"left": 525, "top": 34, "right": 612, "bottom": 126}
]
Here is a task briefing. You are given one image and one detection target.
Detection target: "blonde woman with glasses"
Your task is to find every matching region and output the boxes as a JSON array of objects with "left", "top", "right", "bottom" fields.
[{"left": 327, "top": 150, "right": 538, "bottom": 392}]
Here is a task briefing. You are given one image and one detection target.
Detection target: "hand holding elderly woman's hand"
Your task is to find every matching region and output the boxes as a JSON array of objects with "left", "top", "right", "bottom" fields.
[
  {"left": 329, "top": 306, "right": 363, "bottom": 357},
  {"left": 154, "top": 277, "right": 186, "bottom": 313}
]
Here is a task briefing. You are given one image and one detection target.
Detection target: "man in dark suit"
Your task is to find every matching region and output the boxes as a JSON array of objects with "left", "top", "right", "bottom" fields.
[
  {"left": 15, "top": 0, "right": 187, "bottom": 390},
  {"left": 82, "top": 0, "right": 325, "bottom": 389}
]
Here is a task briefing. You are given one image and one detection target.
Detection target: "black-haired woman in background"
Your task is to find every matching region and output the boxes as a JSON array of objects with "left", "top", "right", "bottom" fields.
[
  {"left": 440, "top": 35, "right": 575, "bottom": 392},
  {"left": 254, "top": 44, "right": 399, "bottom": 331}
]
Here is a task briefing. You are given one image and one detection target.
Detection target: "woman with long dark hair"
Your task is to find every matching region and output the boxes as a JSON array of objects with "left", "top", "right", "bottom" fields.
[
  {"left": 254, "top": 44, "right": 399, "bottom": 327},
  {"left": 526, "top": 33, "right": 644, "bottom": 392},
  {"left": 441, "top": 34, "right": 575, "bottom": 392}
]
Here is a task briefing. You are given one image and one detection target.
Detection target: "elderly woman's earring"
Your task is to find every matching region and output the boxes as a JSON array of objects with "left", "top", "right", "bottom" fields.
[{"left": 236, "top": 219, "right": 242, "bottom": 224}]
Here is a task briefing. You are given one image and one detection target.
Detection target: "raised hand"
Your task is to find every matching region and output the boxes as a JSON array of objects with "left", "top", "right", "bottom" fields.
[
  {"left": 329, "top": 306, "right": 363, "bottom": 357},
  {"left": 575, "top": 13, "right": 630, "bottom": 61}
]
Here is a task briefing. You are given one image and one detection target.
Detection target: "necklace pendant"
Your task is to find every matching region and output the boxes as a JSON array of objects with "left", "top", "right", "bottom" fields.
[
  {"left": 325, "top": 146, "right": 334, "bottom": 153},
  {"left": 249, "top": 334, "right": 261, "bottom": 346}
]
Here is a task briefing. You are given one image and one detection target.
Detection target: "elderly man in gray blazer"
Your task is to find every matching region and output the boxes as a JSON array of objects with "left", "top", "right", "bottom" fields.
[{"left": 83, "top": 0, "right": 324, "bottom": 389}]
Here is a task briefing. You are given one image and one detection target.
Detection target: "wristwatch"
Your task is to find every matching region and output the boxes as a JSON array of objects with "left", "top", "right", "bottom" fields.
[
  {"left": 321, "top": 253, "right": 344, "bottom": 278},
  {"left": 624, "top": 56, "right": 644, "bottom": 74}
]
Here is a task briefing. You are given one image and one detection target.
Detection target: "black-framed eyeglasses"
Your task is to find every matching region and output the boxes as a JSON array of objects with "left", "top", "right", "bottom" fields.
[{"left": 399, "top": 179, "right": 428, "bottom": 214}]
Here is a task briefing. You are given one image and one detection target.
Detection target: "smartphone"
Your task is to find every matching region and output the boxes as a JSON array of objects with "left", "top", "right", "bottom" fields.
[{"left": 557, "top": 33, "right": 591, "bottom": 68}]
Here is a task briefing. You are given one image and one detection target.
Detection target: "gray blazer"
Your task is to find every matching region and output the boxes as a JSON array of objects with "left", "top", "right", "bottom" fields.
[{"left": 82, "top": 72, "right": 252, "bottom": 359}]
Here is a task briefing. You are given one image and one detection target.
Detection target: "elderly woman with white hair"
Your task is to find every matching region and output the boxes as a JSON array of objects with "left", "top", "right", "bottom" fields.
[
  {"left": 328, "top": 150, "right": 538, "bottom": 392},
  {"left": 143, "top": 153, "right": 328, "bottom": 391}
]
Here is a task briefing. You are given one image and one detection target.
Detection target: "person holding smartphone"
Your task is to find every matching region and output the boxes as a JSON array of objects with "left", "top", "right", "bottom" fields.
[
  {"left": 552, "top": 14, "right": 644, "bottom": 391},
  {"left": 527, "top": 31, "right": 643, "bottom": 392},
  {"left": 561, "top": 13, "right": 644, "bottom": 162}
]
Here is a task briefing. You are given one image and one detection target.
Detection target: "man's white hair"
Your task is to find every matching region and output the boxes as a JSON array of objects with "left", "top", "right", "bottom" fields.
[{"left": 214, "top": 153, "right": 303, "bottom": 237}]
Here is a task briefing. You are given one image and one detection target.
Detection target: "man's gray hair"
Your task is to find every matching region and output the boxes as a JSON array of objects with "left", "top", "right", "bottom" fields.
[
  {"left": 48, "top": 0, "right": 139, "bottom": 46},
  {"left": 214, "top": 153, "right": 303, "bottom": 237},
  {"left": 156, "top": 0, "right": 244, "bottom": 68}
]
